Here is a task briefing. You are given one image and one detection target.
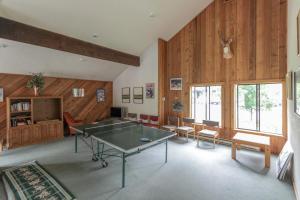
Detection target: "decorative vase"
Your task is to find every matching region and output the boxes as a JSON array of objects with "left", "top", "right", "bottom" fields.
[{"left": 34, "top": 86, "right": 38, "bottom": 96}]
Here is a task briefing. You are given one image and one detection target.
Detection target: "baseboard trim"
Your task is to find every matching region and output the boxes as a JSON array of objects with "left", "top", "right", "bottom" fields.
[{"left": 293, "top": 177, "right": 299, "bottom": 200}]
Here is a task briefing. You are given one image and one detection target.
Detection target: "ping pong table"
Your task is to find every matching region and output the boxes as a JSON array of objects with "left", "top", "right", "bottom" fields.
[{"left": 71, "top": 119, "right": 175, "bottom": 188}]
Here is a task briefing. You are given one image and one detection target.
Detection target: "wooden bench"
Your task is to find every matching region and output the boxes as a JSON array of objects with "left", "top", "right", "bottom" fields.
[{"left": 232, "top": 132, "right": 271, "bottom": 168}]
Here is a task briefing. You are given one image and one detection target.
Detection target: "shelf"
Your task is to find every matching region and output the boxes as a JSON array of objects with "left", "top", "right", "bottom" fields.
[
  {"left": 11, "top": 116, "right": 32, "bottom": 120},
  {"left": 11, "top": 111, "right": 31, "bottom": 114}
]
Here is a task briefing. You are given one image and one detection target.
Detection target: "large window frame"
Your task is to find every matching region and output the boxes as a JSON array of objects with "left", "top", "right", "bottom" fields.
[
  {"left": 234, "top": 81, "right": 286, "bottom": 136},
  {"left": 190, "top": 84, "right": 223, "bottom": 126}
]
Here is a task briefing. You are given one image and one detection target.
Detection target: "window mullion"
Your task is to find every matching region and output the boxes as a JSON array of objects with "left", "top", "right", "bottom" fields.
[
  {"left": 194, "top": 87, "right": 197, "bottom": 118},
  {"left": 237, "top": 85, "right": 239, "bottom": 129},
  {"left": 208, "top": 86, "right": 211, "bottom": 120},
  {"left": 256, "top": 84, "right": 260, "bottom": 132}
]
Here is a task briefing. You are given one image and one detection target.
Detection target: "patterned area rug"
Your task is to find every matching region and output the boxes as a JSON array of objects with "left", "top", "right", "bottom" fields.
[{"left": 2, "top": 161, "right": 76, "bottom": 200}]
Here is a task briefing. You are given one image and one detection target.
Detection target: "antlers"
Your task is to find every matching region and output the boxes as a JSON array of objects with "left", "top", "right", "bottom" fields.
[
  {"left": 218, "top": 31, "right": 233, "bottom": 59},
  {"left": 218, "top": 31, "right": 232, "bottom": 47}
]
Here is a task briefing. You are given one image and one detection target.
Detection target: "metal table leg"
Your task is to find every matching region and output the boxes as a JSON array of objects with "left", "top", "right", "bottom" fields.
[
  {"left": 165, "top": 139, "right": 168, "bottom": 163},
  {"left": 75, "top": 133, "right": 78, "bottom": 153},
  {"left": 122, "top": 153, "right": 126, "bottom": 188},
  {"left": 97, "top": 141, "right": 100, "bottom": 157}
]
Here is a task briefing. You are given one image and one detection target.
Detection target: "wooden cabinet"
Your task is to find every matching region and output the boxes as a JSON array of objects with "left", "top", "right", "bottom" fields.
[
  {"left": 39, "top": 122, "right": 63, "bottom": 141},
  {"left": 21, "top": 127, "right": 31, "bottom": 145},
  {"left": 8, "top": 122, "right": 63, "bottom": 149},
  {"left": 10, "top": 128, "right": 22, "bottom": 148},
  {"left": 7, "top": 96, "right": 64, "bottom": 149},
  {"left": 32, "top": 125, "right": 42, "bottom": 144}
]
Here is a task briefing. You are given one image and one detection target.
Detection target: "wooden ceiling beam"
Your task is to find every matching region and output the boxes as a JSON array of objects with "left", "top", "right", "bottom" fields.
[{"left": 0, "top": 17, "right": 140, "bottom": 66}]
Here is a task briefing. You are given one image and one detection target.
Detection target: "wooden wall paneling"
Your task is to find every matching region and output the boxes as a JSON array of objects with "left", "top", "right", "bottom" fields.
[
  {"left": 180, "top": 20, "right": 196, "bottom": 117},
  {"left": 279, "top": 0, "right": 288, "bottom": 77},
  {"left": 162, "top": 0, "right": 287, "bottom": 153},
  {"left": 214, "top": 0, "right": 225, "bottom": 83},
  {"left": 270, "top": 0, "right": 281, "bottom": 79},
  {"left": 158, "top": 39, "right": 168, "bottom": 125},
  {"left": 0, "top": 17, "right": 140, "bottom": 66},
  {"left": 255, "top": 0, "right": 287, "bottom": 80},
  {"left": 166, "top": 33, "right": 182, "bottom": 118},
  {"left": 0, "top": 73, "right": 113, "bottom": 142},
  {"left": 223, "top": 0, "right": 237, "bottom": 139},
  {"left": 236, "top": 0, "right": 256, "bottom": 81}
]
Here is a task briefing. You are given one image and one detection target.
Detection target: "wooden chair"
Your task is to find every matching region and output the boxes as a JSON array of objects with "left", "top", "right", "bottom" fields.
[
  {"left": 176, "top": 118, "right": 196, "bottom": 141},
  {"left": 197, "top": 120, "right": 219, "bottom": 148},
  {"left": 125, "top": 113, "right": 138, "bottom": 121},
  {"left": 161, "top": 116, "right": 179, "bottom": 132},
  {"left": 63, "top": 112, "right": 83, "bottom": 135}
]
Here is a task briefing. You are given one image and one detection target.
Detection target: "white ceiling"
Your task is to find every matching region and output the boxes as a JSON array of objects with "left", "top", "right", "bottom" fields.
[
  {"left": 0, "top": 38, "right": 130, "bottom": 81},
  {"left": 0, "top": 0, "right": 212, "bottom": 55}
]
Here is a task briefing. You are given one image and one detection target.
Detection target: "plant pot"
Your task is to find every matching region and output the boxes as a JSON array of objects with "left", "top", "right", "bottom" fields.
[{"left": 34, "top": 86, "right": 39, "bottom": 96}]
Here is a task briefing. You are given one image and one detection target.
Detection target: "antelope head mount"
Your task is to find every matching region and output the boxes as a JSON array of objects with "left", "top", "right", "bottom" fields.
[{"left": 219, "top": 31, "right": 233, "bottom": 59}]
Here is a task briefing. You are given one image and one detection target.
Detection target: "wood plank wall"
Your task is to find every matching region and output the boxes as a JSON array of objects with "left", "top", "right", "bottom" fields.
[
  {"left": 160, "top": 0, "right": 287, "bottom": 154},
  {"left": 0, "top": 73, "right": 113, "bottom": 142}
]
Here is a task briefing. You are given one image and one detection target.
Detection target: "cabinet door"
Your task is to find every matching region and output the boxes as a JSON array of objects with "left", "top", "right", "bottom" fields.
[
  {"left": 48, "top": 122, "right": 64, "bottom": 140},
  {"left": 21, "top": 127, "right": 31, "bottom": 145},
  {"left": 48, "top": 123, "right": 57, "bottom": 140},
  {"left": 56, "top": 122, "right": 64, "bottom": 138},
  {"left": 32, "top": 125, "right": 42, "bottom": 144},
  {"left": 40, "top": 124, "right": 49, "bottom": 141},
  {"left": 10, "top": 128, "right": 22, "bottom": 148}
]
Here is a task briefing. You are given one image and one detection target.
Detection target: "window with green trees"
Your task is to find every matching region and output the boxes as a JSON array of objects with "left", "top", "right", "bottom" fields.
[{"left": 236, "top": 83, "right": 282, "bottom": 134}]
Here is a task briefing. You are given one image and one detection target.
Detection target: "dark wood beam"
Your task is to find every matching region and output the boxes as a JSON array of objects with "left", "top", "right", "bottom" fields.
[{"left": 0, "top": 17, "right": 140, "bottom": 66}]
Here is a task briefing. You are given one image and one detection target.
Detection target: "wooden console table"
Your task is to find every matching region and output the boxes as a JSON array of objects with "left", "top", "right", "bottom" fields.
[{"left": 232, "top": 132, "right": 271, "bottom": 168}]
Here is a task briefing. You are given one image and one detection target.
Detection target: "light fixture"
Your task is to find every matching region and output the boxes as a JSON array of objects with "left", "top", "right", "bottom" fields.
[
  {"left": 149, "top": 12, "right": 156, "bottom": 18},
  {"left": 92, "top": 34, "right": 98, "bottom": 38}
]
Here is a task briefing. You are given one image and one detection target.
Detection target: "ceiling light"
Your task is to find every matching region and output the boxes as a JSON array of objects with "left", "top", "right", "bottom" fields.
[
  {"left": 149, "top": 12, "right": 156, "bottom": 18},
  {"left": 92, "top": 34, "right": 98, "bottom": 38}
]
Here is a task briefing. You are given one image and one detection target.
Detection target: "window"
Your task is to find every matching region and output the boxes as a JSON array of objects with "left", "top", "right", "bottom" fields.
[
  {"left": 191, "top": 85, "right": 222, "bottom": 125},
  {"left": 236, "top": 83, "right": 283, "bottom": 134}
]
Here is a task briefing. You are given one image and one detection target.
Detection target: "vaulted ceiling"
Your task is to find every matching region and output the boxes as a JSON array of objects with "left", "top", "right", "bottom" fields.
[{"left": 0, "top": 0, "right": 213, "bottom": 56}]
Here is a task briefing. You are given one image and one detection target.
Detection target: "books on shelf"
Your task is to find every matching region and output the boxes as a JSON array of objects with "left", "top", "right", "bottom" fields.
[
  {"left": 11, "top": 118, "right": 32, "bottom": 127},
  {"left": 10, "top": 102, "right": 31, "bottom": 113}
]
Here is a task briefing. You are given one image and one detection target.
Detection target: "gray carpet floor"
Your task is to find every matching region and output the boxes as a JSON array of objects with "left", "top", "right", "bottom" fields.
[{"left": 0, "top": 137, "right": 296, "bottom": 200}]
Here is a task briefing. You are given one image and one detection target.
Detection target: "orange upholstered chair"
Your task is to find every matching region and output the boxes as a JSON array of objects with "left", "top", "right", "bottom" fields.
[{"left": 63, "top": 112, "right": 83, "bottom": 135}]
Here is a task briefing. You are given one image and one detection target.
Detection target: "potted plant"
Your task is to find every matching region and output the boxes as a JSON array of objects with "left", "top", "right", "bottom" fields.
[{"left": 26, "top": 73, "right": 45, "bottom": 96}]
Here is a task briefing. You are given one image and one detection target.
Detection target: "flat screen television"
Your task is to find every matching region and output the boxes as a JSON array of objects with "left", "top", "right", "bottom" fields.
[{"left": 111, "top": 107, "right": 121, "bottom": 118}]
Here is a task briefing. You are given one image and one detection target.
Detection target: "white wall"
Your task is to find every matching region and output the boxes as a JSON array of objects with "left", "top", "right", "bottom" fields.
[
  {"left": 113, "top": 41, "right": 158, "bottom": 118},
  {"left": 288, "top": 1, "right": 300, "bottom": 199},
  {"left": 0, "top": 39, "right": 129, "bottom": 81}
]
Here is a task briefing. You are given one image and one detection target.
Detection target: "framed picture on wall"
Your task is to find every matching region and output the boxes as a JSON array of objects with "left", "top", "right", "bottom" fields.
[
  {"left": 133, "top": 87, "right": 143, "bottom": 104},
  {"left": 0, "top": 88, "right": 3, "bottom": 102},
  {"left": 122, "top": 87, "right": 130, "bottom": 103},
  {"left": 294, "top": 70, "right": 300, "bottom": 116},
  {"left": 298, "top": 9, "right": 300, "bottom": 56},
  {"left": 96, "top": 89, "right": 105, "bottom": 102},
  {"left": 170, "top": 78, "right": 182, "bottom": 90},
  {"left": 145, "top": 83, "right": 155, "bottom": 99},
  {"left": 72, "top": 88, "right": 85, "bottom": 97}
]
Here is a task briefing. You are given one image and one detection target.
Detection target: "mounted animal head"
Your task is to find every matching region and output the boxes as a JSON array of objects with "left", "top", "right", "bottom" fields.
[{"left": 219, "top": 31, "right": 233, "bottom": 59}]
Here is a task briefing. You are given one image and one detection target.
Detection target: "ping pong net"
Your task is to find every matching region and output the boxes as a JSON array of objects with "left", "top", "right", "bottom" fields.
[{"left": 82, "top": 120, "right": 140, "bottom": 137}]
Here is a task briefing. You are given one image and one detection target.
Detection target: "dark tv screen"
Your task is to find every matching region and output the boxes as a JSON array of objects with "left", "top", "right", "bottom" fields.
[{"left": 111, "top": 107, "right": 121, "bottom": 118}]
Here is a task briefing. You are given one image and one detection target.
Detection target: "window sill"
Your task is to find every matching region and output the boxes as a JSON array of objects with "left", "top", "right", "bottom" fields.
[{"left": 233, "top": 129, "right": 286, "bottom": 138}]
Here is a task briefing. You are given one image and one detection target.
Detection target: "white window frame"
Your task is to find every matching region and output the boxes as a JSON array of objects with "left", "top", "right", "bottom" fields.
[{"left": 190, "top": 84, "right": 223, "bottom": 126}]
